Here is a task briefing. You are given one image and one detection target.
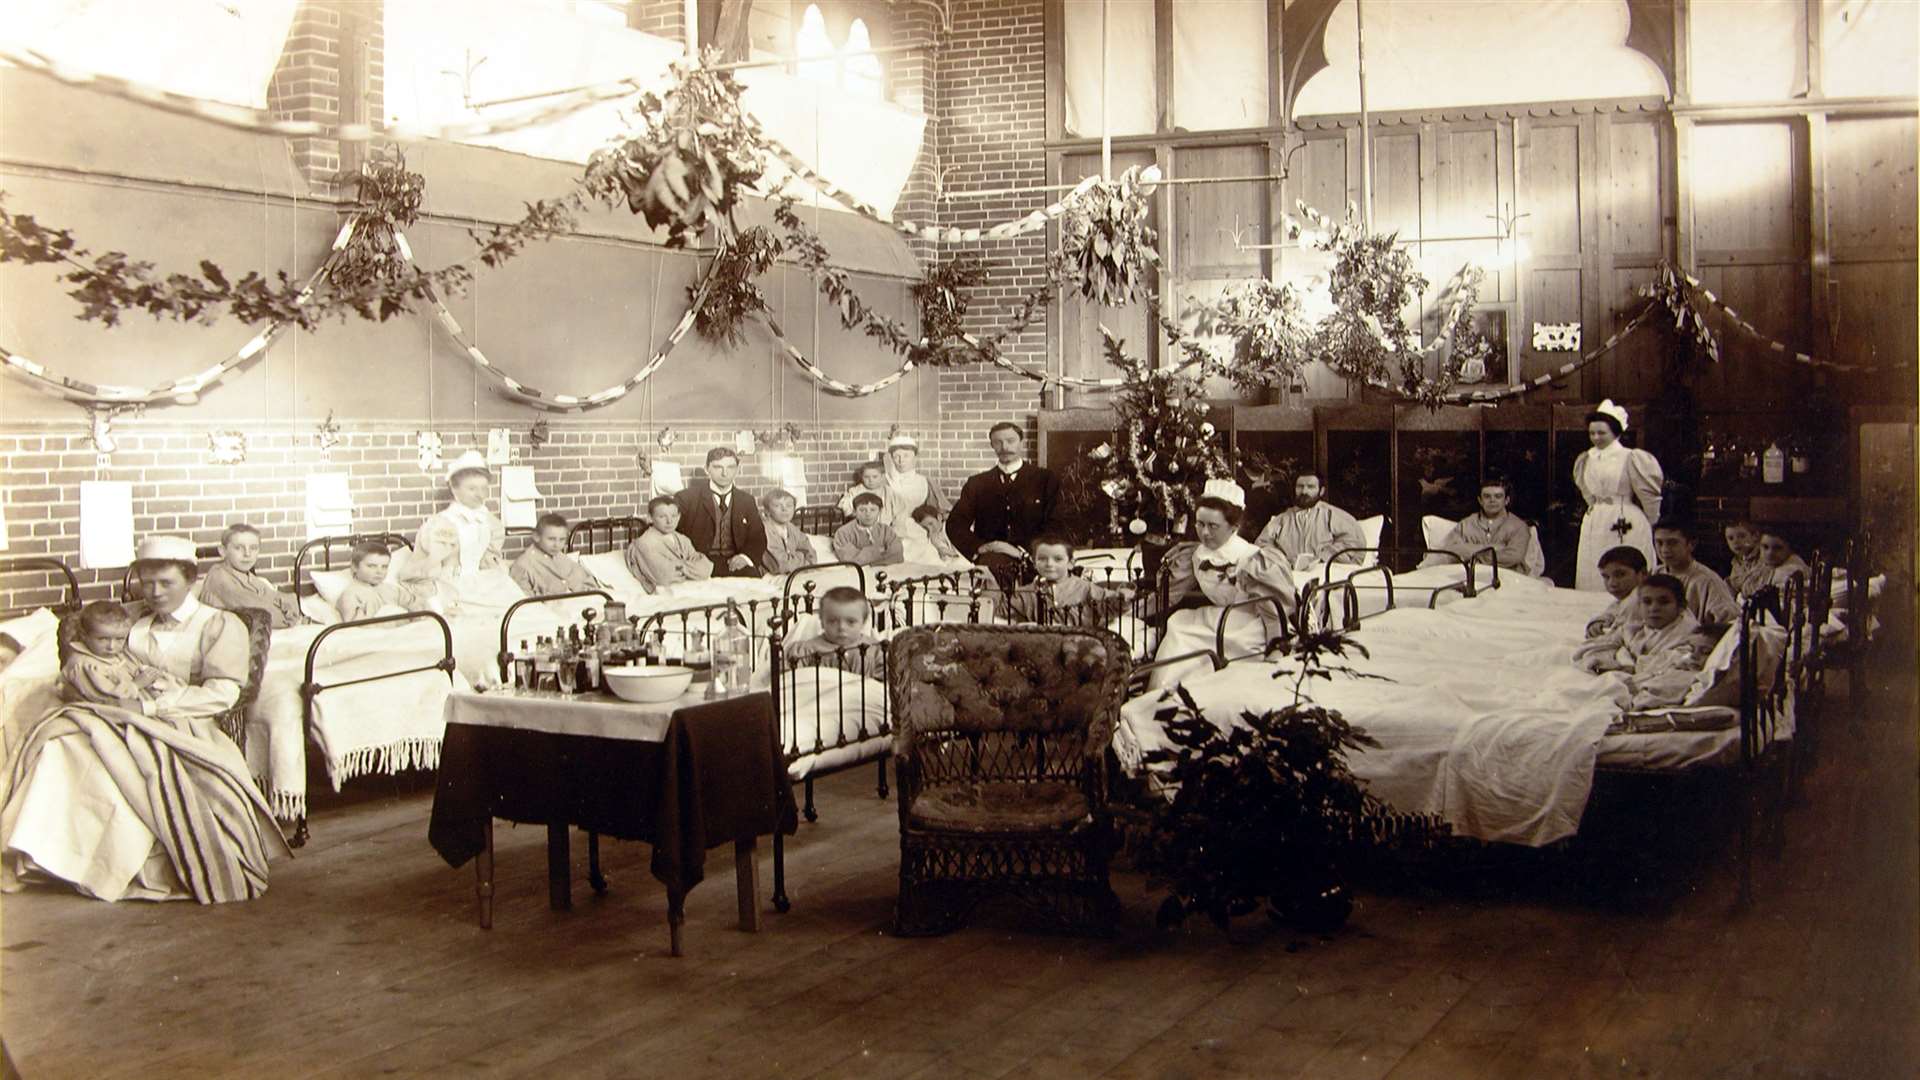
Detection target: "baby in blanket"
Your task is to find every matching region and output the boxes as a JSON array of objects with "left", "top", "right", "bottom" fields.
[
  {"left": 1004, "top": 535, "right": 1133, "bottom": 625},
  {"left": 336, "top": 541, "right": 428, "bottom": 623},
  {"left": 60, "top": 601, "right": 183, "bottom": 714},
  {"left": 783, "top": 587, "right": 884, "bottom": 680}
]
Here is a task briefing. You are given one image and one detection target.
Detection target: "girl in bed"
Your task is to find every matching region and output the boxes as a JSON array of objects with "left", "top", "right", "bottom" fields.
[
  {"left": 1572, "top": 400, "right": 1664, "bottom": 592},
  {"left": 1, "top": 535, "right": 288, "bottom": 903},
  {"left": 399, "top": 451, "right": 507, "bottom": 615},
  {"left": 1146, "top": 480, "right": 1297, "bottom": 689}
]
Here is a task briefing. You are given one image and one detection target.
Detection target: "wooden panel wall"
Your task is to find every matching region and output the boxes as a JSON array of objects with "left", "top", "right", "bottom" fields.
[{"left": 1825, "top": 115, "right": 1919, "bottom": 401}]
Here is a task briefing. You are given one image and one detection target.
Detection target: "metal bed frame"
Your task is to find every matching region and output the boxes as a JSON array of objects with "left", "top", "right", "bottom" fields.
[
  {"left": 793, "top": 503, "right": 843, "bottom": 536},
  {"left": 565, "top": 516, "right": 649, "bottom": 555},
  {"left": 0, "top": 557, "right": 84, "bottom": 617}
]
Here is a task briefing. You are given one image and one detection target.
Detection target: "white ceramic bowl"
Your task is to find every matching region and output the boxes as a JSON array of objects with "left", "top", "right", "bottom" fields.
[{"left": 602, "top": 665, "right": 695, "bottom": 704}]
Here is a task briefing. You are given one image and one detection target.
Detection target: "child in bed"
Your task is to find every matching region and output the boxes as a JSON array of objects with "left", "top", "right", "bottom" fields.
[
  {"left": 836, "top": 461, "right": 893, "bottom": 522},
  {"left": 1585, "top": 574, "right": 1700, "bottom": 680},
  {"left": 911, "top": 503, "right": 964, "bottom": 563},
  {"left": 200, "top": 522, "right": 305, "bottom": 629},
  {"left": 60, "top": 601, "right": 182, "bottom": 713},
  {"left": 832, "top": 492, "right": 904, "bottom": 567},
  {"left": 1574, "top": 546, "right": 1649, "bottom": 672},
  {"left": 626, "top": 496, "right": 713, "bottom": 592},
  {"left": 0, "top": 633, "right": 21, "bottom": 676},
  {"left": 783, "top": 586, "right": 883, "bottom": 679},
  {"left": 509, "top": 513, "right": 601, "bottom": 597},
  {"left": 760, "top": 488, "right": 817, "bottom": 575},
  {"left": 1005, "top": 535, "right": 1132, "bottom": 625},
  {"left": 1625, "top": 621, "right": 1728, "bottom": 710},
  {"left": 335, "top": 541, "right": 425, "bottom": 622}
]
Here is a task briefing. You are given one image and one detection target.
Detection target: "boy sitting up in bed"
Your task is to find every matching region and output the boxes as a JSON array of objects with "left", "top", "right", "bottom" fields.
[
  {"left": 336, "top": 541, "right": 427, "bottom": 622},
  {"left": 833, "top": 492, "right": 904, "bottom": 567},
  {"left": 626, "top": 495, "right": 713, "bottom": 592},
  {"left": 61, "top": 601, "right": 182, "bottom": 714},
  {"left": 836, "top": 461, "right": 893, "bottom": 522},
  {"left": 201, "top": 522, "right": 304, "bottom": 629},
  {"left": 760, "top": 488, "right": 817, "bottom": 575},
  {"left": 1005, "top": 535, "right": 1132, "bottom": 625},
  {"left": 783, "top": 586, "right": 883, "bottom": 679},
  {"left": 510, "top": 513, "right": 600, "bottom": 597},
  {"left": 1585, "top": 574, "right": 1700, "bottom": 680}
]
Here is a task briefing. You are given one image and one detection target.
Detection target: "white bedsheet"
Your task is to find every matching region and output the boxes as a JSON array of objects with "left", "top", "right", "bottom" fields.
[{"left": 1120, "top": 576, "right": 1635, "bottom": 846}]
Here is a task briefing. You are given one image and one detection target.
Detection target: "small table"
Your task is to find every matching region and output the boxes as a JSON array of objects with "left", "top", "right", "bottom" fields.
[{"left": 427, "top": 686, "right": 796, "bottom": 956}]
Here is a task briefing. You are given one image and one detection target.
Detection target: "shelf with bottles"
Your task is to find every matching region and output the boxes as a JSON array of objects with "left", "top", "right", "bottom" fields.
[{"left": 1694, "top": 424, "right": 1843, "bottom": 498}]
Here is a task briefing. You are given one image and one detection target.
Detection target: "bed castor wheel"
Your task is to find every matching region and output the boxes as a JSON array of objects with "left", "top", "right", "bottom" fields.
[{"left": 773, "top": 894, "right": 791, "bottom": 914}]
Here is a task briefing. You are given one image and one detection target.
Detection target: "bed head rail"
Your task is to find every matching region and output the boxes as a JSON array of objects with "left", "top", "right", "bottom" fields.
[
  {"left": 0, "top": 557, "right": 83, "bottom": 617},
  {"left": 1213, "top": 594, "right": 1295, "bottom": 665},
  {"left": 781, "top": 561, "right": 869, "bottom": 618},
  {"left": 877, "top": 566, "right": 992, "bottom": 631},
  {"left": 566, "top": 516, "right": 649, "bottom": 555},
  {"left": 793, "top": 503, "right": 843, "bottom": 536},
  {"left": 636, "top": 597, "right": 787, "bottom": 682},
  {"left": 294, "top": 533, "right": 412, "bottom": 599}
]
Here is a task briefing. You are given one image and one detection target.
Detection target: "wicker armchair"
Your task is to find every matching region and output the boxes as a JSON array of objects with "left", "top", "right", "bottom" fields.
[
  {"left": 57, "top": 606, "right": 272, "bottom": 754},
  {"left": 887, "top": 624, "right": 1131, "bottom": 937}
]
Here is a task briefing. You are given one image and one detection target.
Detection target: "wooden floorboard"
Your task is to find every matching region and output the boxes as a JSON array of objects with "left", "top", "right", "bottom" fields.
[{"left": 3, "top": 665, "right": 1914, "bottom": 1079}]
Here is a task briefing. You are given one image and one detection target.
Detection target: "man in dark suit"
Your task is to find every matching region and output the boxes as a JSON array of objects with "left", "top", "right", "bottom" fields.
[
  {"left": 946, "top": 421, "right": 1063, "bottom": 589},
  {"left": 675, "top": 446, "right": 767, "bottom": 577}
]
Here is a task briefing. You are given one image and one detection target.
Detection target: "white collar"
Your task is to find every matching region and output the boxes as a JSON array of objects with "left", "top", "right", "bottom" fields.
[
  {"left": 1200, "top": 534, "right": 1255, "bottom": 563},
  {"left": 711, "top": 483, "right": 735, "bottom": 500},
  {"left": 996, "top": 460, "right": 1025, "bottom": 476},
  {"left": 152, "top": 593, "right": 202, "bottom": 627},
  {"left": 448, "top": 501, "right": 489, "bottom": 521}
]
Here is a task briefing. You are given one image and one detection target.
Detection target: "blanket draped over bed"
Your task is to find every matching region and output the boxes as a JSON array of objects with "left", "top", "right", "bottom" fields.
[{"left": 2, "top": 702, "right": 289, "bottom": 903}]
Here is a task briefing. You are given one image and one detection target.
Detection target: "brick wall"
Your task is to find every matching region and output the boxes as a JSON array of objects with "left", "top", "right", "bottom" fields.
[
  {"left": 631, "top": 0, "right": 686, "bottom": 40},
  {"left": 930, "top": 0, "right": 1057, "bottom": 485},
  {"left": 0, "top": 419, "right": 937, "bottom": 614},
  {"left": 266, "top": 0, "right": 385, "bottom": 194}
]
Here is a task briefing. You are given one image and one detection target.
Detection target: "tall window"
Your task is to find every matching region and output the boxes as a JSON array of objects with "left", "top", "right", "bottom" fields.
[
  {"left": 793, "top": 4, "right": 885, "bottom": 101},
  {"left": 1062, "top": 0, "right": 1270, "bottom": 137}
]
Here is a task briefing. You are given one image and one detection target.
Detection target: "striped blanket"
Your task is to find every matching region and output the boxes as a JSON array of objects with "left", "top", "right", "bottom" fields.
[{"left": 1, "top": 703, "right": 290, "bottom": 904}]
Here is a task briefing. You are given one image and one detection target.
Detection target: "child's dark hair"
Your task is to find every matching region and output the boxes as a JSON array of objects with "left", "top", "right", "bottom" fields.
[
  {"left": 852, "top": 491, "right": 884, "bottom": 510},
  {"left": 647, "top": 494, "right": 678, "bottom": 513},
  {"left": 220, "top": 522, "right": 262, "bottom": 545},
  {"left": 1598, "top": 545, "right": 1648, "bottom": 573},
  {"left": 853, "top": 460, "right": 884, "bottom": 483},
  {"left": 910, "top": 503, "right": 942, "bottom": 524},
  {"left": 535, "top": 512, "right": 569, "bottom": 533},
  {"left": 0, "top": 632, "right": 22, "bottom": 656},
  {"left": 819, "top": 586, "right": 868, "bottom": 610},
  {"left": 1695, "top": 622, "right": 1730, "bottom": 644},
  {"left": 1640, "top": 573, "right": 1685, "bottom": 603},
  {"left": 762, "top": 487, "right": 797, "bottom": 510},
  {"left": 1029, "top": 533, "right": 1075, "bottom": 557},
  {"left": 351, "top": 540, "right": 391, "bottom": 565},
  {"left": 79, "top": 600, "right": 132, "bottom": 634}
]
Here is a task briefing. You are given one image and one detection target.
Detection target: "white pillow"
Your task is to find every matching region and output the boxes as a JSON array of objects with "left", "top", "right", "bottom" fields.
[
  {"left": 301, "top": 592, "right": 341, "bottom": 625},
  {"left": 1421, "top": 515, "right": 1457, "bottom": 551},
  {"left": 0, "top": 608, "right": 60, "bottom": 656},
  {"left": 1355, "top": 515, "right": 1385, "bottom": 569},
  {"left": 579, "top": 550, "right": 647, "bottom": 597},
  {"left": 1524, "top": 526, "right": 1546, "bottom": 577},
  {"left": 808, "top": 534, "right": 836, "bottom": 561}
]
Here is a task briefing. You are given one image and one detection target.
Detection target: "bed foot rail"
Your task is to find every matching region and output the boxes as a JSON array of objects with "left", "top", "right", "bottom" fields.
[{"left": 876, "top": 755, "right": 890, "bottom": 800}]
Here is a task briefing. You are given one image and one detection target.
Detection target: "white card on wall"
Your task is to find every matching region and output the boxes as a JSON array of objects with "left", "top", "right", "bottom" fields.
[
  {"left": 499, "top": 466, "right": 541, "bottom": 529},
  {"left": 1532, "top": 322, "right": 1582, "bottom": 352},
  {"left": 79, "top": 481, "right": 135, "bottom": 569},
  {"left": 305, "top": 473, "right": 355, "bottom": 541},
  {"left": 487, "top": 428, "right": 511, "bottom": 466}
]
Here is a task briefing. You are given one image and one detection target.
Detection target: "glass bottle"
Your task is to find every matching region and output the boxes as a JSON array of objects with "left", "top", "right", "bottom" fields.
[
  {"left": 514, "top": 639, "right": 534, "bottom": 691},
  {"left": 1762, "top": 441, "right": 1786, "bottom": 485},
  {"left": 534, "top": 636, "right": 556, "bottom": 692}
]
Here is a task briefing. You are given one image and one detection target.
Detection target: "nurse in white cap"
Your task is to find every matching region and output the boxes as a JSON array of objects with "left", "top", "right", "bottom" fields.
[
  {"left": 882, "top": 433, "right": 947, "bottom": 553},
  {"left": 399, "top": 450, "right": 506, "bottom": 612}
]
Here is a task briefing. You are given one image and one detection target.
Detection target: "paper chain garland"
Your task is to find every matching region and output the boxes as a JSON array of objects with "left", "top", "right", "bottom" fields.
[
  {"left": 398, "top": 231, "right": 720, "bottom": 413},
  {"left": 1381, "top": 300, "right": 1661, "bottom": 405},
  {"left": 0, "top": 47, "right": 641, "bottom": 147},
  {"left": 1653, "top": 263, "right": 1903, "bottom": 373},
  {"left": 0, "top": 220, "right": 357, "bottom": 404},
  {"left": 760, "top": 312, "right": 916, "bottom": 397}
]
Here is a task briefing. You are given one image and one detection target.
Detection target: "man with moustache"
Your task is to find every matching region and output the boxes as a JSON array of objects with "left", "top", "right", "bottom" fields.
[
  {"left": 946, "top": 421, "right": 1063, "bottom": 590},
  {"left": 1255, "top": 470, "right": 1366, "bottom": 569}
]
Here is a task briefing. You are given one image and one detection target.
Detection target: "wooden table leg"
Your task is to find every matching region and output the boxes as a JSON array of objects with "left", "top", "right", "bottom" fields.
[
  {"left": 475, "top": 818, "right": 495, "bottom": 930},
  {"left": 667, "top": 888, "right": 686, "bottom": 958},
  {"left": 735, "top": 838, "right": 761, "bottom": 933},
  {"left": 547, "top": 823, "right": 571, "bottom": 911}
]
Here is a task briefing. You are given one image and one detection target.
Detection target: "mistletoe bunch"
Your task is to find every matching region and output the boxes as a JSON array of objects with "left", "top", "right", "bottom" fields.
[
  {"left": 1643, "top": 263, "right": 1723, "bottom": 363},
  {"left": 1059, "top": 164, "right": 1161, "bottom": 307},
  {"left": 691, "top": 225, "right": 781, "bottom": 347},
  {"left": 582, "top": 54, "right": 766, "bottom": 248},
  {"left": 1093, "top": 329, "right": 1228, "bottom": 540},
  {"left": 327, "top": 147, "right": 426, "bottom": 292}
]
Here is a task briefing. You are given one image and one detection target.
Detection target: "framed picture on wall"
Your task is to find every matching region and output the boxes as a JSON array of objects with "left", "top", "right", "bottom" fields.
[{"left": 1455, "top": 305, "right": 1512, "bottom": 385}]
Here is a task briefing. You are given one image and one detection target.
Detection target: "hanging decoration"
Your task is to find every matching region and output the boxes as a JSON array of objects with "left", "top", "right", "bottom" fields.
[
  {"left": 761, "top": 311, "right": 917, "bottom": 397},
  {"left": 207, "top": 430, "right": 248, "bottom": 465},
  {"left": 1646, "top": 263, "right": 1905, "bottom": 373},
  {"left": 415, "top": 431, "right": 444, "bottom": 474},
  {"left": 527, "top": 418, "right": 551, "bottom": 450},
  {"left": 87, "top": 405, "right": 138, "bottom": 465},
  {"left": 656, "top": 427, "right": 677, "bottom": 451},
  {"left": 315, "top": 410, "right": 343, "bottom": 462},
  {"left": 691, "top": 227, "right": 781, "bottom": 347},
  {"left": 1058, "top": 165, "right": 1162, "bottom": 307},
  {"left": 1094, "top": 328, "right": 1229, "bottom": 541}
]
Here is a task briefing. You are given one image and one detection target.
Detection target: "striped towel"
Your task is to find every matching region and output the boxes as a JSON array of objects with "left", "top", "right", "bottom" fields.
[{"left": 3, "top": 703, "right": 290, "bottom": 903}]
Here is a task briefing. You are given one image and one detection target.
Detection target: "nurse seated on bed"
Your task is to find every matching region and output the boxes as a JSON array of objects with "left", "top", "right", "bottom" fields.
[
  {"left": 1147, "top": 480, "right": 1297, "bottom": 689},
  {"left": 509, "top": 514, "right": 601, "bottom": 597},
  {"left": 625, "top": 496, "right": 713, "bottom": 592},
  {"left": 398, "top": 450, "right": 506, "bottom": 613},
  {"left": 1004, "top": 535, "right": 1131, "bottom": 625}
]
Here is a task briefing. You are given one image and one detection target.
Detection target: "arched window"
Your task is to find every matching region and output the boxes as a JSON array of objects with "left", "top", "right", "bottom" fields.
[
  {"left": 790, "top": 4, "right": 885, "bottom": 100},
  {"left": 843, "top": 18, "right": 884, "bottom": 101},
  {"left": 795, "top": 3, "right": 837, "bottom": 86}
]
